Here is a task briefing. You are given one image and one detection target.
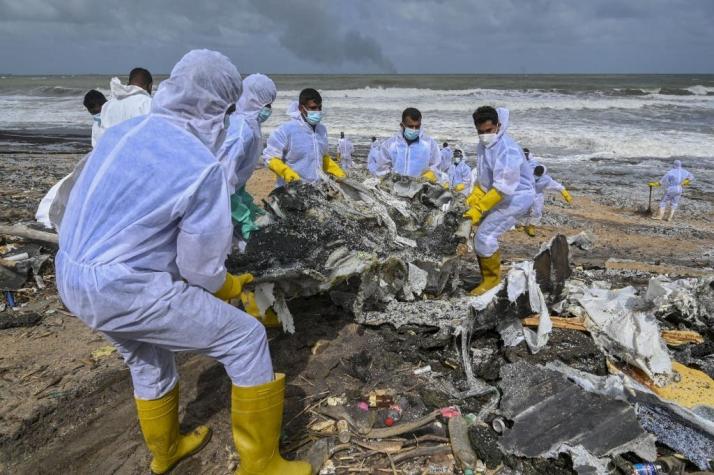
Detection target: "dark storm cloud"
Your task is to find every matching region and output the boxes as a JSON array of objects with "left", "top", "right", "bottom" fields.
[
  {"left": 248, "top": 0, "right": 396, "bottom": 72},
  {"left": 0, "top": 0, "right": 713, "bottom": 74}
]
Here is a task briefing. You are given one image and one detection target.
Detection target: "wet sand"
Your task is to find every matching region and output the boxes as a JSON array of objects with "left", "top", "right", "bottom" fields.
[{"left": 1, "top": 151, "right": 713, "bottom": 473}]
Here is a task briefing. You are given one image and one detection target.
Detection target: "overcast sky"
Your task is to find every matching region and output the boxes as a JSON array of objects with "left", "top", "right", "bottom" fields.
[{"left": 1, "top": 0, "right": 713, "bottom": 75}]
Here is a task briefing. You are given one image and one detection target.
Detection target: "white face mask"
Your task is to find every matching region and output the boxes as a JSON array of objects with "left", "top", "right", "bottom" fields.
[
  {"left": 478, "top": 133, "right": 497, "bottom": 146},
  {"left": 223, "top": 113, "right": 231, "bottom": 130}
]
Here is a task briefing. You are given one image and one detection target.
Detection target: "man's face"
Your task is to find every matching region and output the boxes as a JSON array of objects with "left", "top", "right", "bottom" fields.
[
  {"left": 475, "top": 119, "right": 499, "bottom": 135},
  {"left": 300, "top": 99, "right": 322, "bottom": 115},
  {"left": 401, "top": 116, "right": 421, "bottom": 131}
]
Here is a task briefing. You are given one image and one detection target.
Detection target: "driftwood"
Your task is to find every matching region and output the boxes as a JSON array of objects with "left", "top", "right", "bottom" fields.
[
  {"left": 522, "top": 315, "right": 704, "bottom": 347},
  {"left": 0, "top": 224, "right": 58, "bottom": 246}
]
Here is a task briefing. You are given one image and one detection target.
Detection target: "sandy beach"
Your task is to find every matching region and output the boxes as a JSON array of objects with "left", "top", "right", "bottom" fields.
[{"left": 1, "top": 147, "right": 712, "bottom": 473}]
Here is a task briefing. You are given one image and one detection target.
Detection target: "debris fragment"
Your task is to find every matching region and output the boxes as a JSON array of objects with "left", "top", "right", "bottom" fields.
[
  {"left": 578, "top": 286, "right": 673, "bottom": 385},
  {"left": 498, "top": 361, "right": 656, "bottom": 474},
  {"left": 90, "top": 345, "right": 117, "bottom": 360}
]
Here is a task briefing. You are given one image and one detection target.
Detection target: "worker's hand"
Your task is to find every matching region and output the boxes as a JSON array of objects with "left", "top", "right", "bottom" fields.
[
  {"left": 454, "top": 183, "right": 465, "bottom": 192},
  {"left": 466, "top": 185, "right": 487, "bottom": 207},
  {"left": 441, "top": 182, "right": 450, "bottom": 190},
  {"left": 420, "top": 170, "right": 437, "bottom": 184},
  {"left": 561, "top": 189, "right": 573, "bottom": 204},
  {"left": 239, "top": 291, "right": 281, "bottom": 328},
  {"left": 214, "top": 272, "right": 254, "bottom": 301},
  {"left": 647, "top": 181, "right": 660, "bottom": 188},
  {"left": 267, "top": 158, "right": 301, "bottom": 183},
  {"left": 681, "top": 178, "right": 691, "bottom": 187},
  {"left": 463, "top": 207, "right": 484, "bottom": 225},
  {"left": 322, "top": 155, "right": 346, "bottom": 180}
]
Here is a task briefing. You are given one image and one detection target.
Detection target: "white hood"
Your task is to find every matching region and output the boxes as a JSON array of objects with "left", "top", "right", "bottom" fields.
[
  {"left": 236, "top": 74, "right": 276, "bottom": 121},
  {"left": 151, "top": 49, "right": 242, "bottom": 154},
  {"left": 109, "top": 76, "right": 150, "bottom": 100}
]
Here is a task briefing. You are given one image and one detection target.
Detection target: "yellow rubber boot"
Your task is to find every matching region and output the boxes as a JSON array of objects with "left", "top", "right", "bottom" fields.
[
  {"left": 135, "top": 385, "right": 212, "bottom": 475},
  {"left": 231, "top": 374, "right": 311, "bottom": 475},
  {"left": 525, "top": 224, "right": 536, "bottom": 237},
  {"left": 469, "top": 251, "right": 502, "bottom": 296}
]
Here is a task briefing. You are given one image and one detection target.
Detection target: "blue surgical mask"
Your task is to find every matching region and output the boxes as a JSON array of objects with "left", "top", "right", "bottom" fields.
[
  {"left": 403, "top": 127, "right": 419, "bottom": 141},
  {"left": 224, "top": 113, "right": 231, "bottom": 129},
  {"left": 257, "top": 106, "right": 272, "bottom": 123},
  {"left": 92, "top": 113, "right": 101, "bottom": 125},
  {"left": 305, "top": 110, "right": 322, "bottom": 125}
]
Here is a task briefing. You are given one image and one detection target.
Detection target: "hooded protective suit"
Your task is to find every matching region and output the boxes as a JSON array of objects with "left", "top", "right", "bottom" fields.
[
  {"left": 367, "top": 139, "right": 381, "bottom": 175},
  {"left": 439, "top": 145, "right": 453, "bottom": 172},
  {"left": 448, "top": 159, "right": 472, "bottom": 190},
  {"left": 219, "top": 74, "right": 277, "bottom": 194},
  {"left": 337, "top": 136, "right": 354, "bottom": 169},
  {"left": 95, "top": 77, "right": 152, "bottom": 144},
  {"left": 262, "top": 101, "right": 329, "bottom": 186},
  {"left": 658, "top": 160, "right": 694, "bottom": 210},
  {"left": 526, "top": 174, "right": 564, "bottom": 226},
  {"left": 375, "top": 129, "right": 442, "bottom": 179},
  {"left": 55, "top": 50, "right": 272, "bottom": 400},
  {"left": 474, "top": 108, "right": 535, "bottom": 256}
]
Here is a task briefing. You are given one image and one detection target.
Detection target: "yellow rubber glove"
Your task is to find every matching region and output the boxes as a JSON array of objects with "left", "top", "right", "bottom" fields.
[
  {"left": 421, "top": 169, "right": 437, "bottom": 183},
  {"left": 239, "top": 291, "right": 281, "bottom": 328},
  {"left": 561, "top": 189, "right": 573, "bottom": 204},
  {"left": 214, "top": 272, "right": 254, "bottom": 301},
  {"left": 682, "top": 178, "right": 691, "bottom": 186},
  {"left": 322, "top": 155, "right": 346, "bottom": 179},
  {"left": 442, "top": 182, "right": 449, "bottom": 190},
  {"left": 267, "top": 158, "right": 300, "bottom": 183},
  {"left": 463, "top": 188, "right": 503, "bottom": 225},
  {"left": 454, "top": 183, "right": 465, "bottom": 192},
  {"left": 466, "top": 184, "right": 487, "bottom": 207},
  {"left": 648, "top": 181, "right": 660, "bottom": 188}
]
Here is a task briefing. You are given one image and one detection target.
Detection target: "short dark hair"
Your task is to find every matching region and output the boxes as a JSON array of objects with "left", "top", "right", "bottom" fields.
[
  {"left": 129, "top": 67, "right": 153, "bottom": 87},
  {"left": 534, "top": 165, "right": 545, "bottom": 177},
  {"left": 83, "top": 89, "right": 107, "bottom": 110},
  {"left": 472, "top": 106, "right": 499, "bottom": 126},
  {"left": 443, "top": 142, "right": 448, "bottom": 147},
  {"left": 299, "top": 88, "right": 322, "bottom": 105},
  {"left": 401, "top": 107, "right": 421, "bottom": 123},
  {"left": 371, "top": 136, "right": 376, "bottom": 141},
  {"left": 523, "top": 147, "right": 530, "bottom": 154}
]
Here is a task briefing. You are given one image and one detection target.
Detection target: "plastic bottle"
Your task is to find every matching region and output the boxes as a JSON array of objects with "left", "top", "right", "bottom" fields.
[{"left": 631, "top": 462, "right": 664, "bottom": 475}]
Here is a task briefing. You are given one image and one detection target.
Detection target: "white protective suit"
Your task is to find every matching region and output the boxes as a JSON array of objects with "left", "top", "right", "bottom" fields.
[
  {"left": 439, "top": 145, "right": 453, "bottom": 172},
  {"left": 375, "top": 130, "right": 442, "bottom": 179},
  {"left": 526, "top": 174, "right": 565, "bottom": 226},
  {"left": 474, "top": 108, "right": 535, "bottom": 256},
  {"left": 94, "top": 77, "right": 152, "bottom": 144},
  {"left": 219, "top": 74, "right": 277, "bottom": 194},
  {"left": 658, "top": 160, "right": 694, "bottom": 210},
  {"left": 55, "top": 50, "right": 273, "bottom": 401},
  {"left": 337, "top": 137, "right": 354, "bottom": 169},
  {"left": 261, "top": 101, "right": 329, "bottom": 186},
  {"left": 36, "top": 111, "right": 105, "bottom": 229},
  {"left": 448, "top": 160, "right": 472, "bottom": 190},
  {"left": 367, "top": 139, "right": 381, "bottom": 175}
]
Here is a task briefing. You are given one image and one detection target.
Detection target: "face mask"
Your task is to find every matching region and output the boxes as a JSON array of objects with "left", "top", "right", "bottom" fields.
[
  {"left": 304, "top": 110, "right": 322, "bottom": 125},
  {"left": 92, "top": 113, "right": 101, "bottom": 125},
  {"left": 478, "top": 133, "right": 497, "bottom": 146},
  {"left": 257, "top": 106, "right": 272, "bottom": 123},
  {"left": 224, "top": 114, "right": 232, "bottom": 130},
  {"left": 454, "top": 157, "right": 462, "bottom": 164},
  {"left": 403, "top": 127, "right": 420, "bottom": 141}
]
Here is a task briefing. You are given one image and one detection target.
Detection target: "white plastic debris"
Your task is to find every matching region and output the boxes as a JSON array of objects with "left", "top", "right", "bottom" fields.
[
  {"left": 506, "top": 261, "right": 552, "bottom": 353},
  {"left": 578, "top": 286, "right": 673, "bottom": 385}
]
